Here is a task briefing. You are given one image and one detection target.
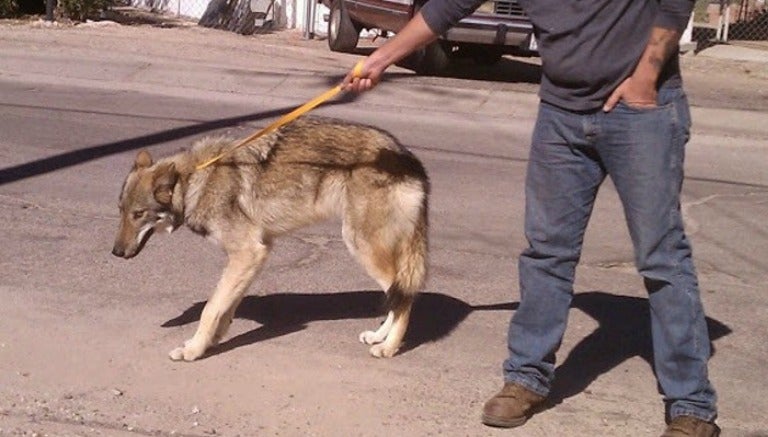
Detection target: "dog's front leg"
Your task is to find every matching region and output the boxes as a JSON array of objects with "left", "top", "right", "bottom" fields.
[{"left": 169, "top": 242, "right": 269, "bottom": 361}]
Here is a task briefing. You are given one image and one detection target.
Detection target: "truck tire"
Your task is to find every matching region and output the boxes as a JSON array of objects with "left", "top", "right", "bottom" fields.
[
  {"left": 409, "top": 40, "right": 451, "bottom": 75},
  {"left": 472, "top": 47, "right": 504, "bottom": 65},
  {"left": 328, "top": 0, "right": 360, "bottom": 53},
  {"left": 406, "top": 3, "right": 452, "bottom": 75}
]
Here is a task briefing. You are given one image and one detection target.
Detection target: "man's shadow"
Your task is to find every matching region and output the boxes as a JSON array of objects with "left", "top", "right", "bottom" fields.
[
  {"left": 547, "top": 291, "right": 731, "bottom": 407},
  {"left": 163, "top": 290, "right": 730, "bottom": 404}
]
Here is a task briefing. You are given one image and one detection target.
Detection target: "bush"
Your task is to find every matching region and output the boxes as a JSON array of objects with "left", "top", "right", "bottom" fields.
[
  {"left": 58, "top": 0, "right": 112, "bottom": 21},
  {"left": 0, "top": 0, "right": 19, "bottom": 17}
]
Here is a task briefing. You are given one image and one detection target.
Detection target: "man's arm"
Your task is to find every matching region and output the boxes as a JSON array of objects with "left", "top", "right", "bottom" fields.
[
  {"left": 343, "top": 12, "right": 438, "bottom": 92},
  {"left": 343, "top": 0, "right": 484, "bottom": 92},
  {"left": 603, "top": 0, "right": 694, "bottom": 111}
]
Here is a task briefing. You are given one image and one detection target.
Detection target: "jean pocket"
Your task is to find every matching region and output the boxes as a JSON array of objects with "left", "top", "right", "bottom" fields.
[{"left": 616, "top": 100, "right": 672, "bottom": 113}]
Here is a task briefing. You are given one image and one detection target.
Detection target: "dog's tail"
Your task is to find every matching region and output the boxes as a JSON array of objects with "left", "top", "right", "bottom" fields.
[{"left": 385, "top": 192, "right": 428, "bottom": 314}]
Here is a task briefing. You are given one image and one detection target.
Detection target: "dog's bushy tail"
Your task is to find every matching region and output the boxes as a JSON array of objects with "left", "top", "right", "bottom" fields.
[{"left": 385, "top": 195, "right": 428, "bottom": 314}]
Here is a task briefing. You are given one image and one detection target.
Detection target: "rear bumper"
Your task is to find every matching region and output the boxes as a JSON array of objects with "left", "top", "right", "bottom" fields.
[{"left": 442, "top": 18, "right": 533, "bottom": 48}]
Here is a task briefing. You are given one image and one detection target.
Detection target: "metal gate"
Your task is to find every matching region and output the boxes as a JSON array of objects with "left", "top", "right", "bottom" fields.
[{"left": 703, "top": 0, "right": 768, "bottom": 42}]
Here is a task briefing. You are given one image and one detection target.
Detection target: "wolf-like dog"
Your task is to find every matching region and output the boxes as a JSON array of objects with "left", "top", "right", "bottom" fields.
[{"left": 112, "top": 116, "right": 429, "bottom": 360}]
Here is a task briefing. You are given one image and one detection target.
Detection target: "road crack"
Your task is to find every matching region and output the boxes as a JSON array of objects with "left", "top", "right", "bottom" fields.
[
  {"left": 0, "top": 409, "right": 205, "bottom": 437},
  {"left": 0, "top": 193, "right": 116, "bottom": 221},
  {"left": 682, "top": 191, "right": 768, "bottom": 235}
]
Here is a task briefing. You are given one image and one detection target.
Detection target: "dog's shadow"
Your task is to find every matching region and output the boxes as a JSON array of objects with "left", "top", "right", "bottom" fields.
[
  {"left": 162, "top": 290, "right": 731, "bottom": 405},
  {"left": 161, "top": 290, "right": 496, "bottom": 357}
]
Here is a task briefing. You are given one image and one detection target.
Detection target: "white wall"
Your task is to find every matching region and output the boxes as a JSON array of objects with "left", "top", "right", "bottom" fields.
[
  {"left": 130, "top": 0, "right": 318, "bottom": 32},
  {"left": 291, "top": 0, "right": 329, "bottom": 36}
]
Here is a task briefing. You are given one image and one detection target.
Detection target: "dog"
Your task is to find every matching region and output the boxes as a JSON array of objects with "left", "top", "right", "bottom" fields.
[{"left": 112, "top": 116, "right": 429, "bottom": 360}]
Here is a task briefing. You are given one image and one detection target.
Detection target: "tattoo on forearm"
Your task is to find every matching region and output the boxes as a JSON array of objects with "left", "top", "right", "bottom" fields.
[{"left": 646, "top": 28, "right": 679, "bottom": 73}]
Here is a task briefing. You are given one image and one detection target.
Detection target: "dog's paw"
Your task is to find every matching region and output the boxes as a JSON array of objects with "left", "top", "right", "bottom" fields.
[
  {"left": 369, "top": 344, "right": 398, "bottom": 358},
  {"left": 168, "top": 347, "right": 186, "bottom": 361},
  {"left": 168, "top": 340, "right": 206, "bottom": 362},
  {"left": 359, "top": 330, "right": 386, "bottom": 345}
]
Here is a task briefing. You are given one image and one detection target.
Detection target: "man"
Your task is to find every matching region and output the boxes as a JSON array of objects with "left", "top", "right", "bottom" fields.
[{"left": 343, "top": 0, "right": 719, "bottom": 435}]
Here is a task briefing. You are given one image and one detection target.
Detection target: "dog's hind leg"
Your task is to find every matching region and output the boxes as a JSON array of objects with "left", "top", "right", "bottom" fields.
[
  {"left": 343, "top": 194, "right": 426, "bottom": 358},
  {"left": 370, "top": 285, "right": 414, "bottom": 358},
  {"left": 342, "top": 218, "right": 397, "bottom": 348},
  {"left": 169, "top": 240, "right": 270, "bottom": 362},
  {"left": 359, "top": 311, "right": 394, "bottom": 346}
]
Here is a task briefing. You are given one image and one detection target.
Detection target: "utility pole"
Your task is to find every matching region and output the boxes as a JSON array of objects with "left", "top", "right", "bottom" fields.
[{"left": 45, "top": 0, "right": 55, "bottom": 21}]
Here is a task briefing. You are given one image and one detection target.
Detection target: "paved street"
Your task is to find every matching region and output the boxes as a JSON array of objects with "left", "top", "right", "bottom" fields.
[{"left": 0, "top": 19, "right": 767, "bottom": 436}]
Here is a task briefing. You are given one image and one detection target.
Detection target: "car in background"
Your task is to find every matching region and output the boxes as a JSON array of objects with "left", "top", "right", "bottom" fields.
[{"left": 320, "top": 0, "right": 536, "bottom": 74}]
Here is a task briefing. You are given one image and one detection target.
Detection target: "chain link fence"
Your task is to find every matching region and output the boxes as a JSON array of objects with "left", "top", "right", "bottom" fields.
[
  {"left": 128, "top": 0, "right": 316, "bottom": 34},
  {"left": 696, "top": 0, "right": 768, "bottom": 42}
]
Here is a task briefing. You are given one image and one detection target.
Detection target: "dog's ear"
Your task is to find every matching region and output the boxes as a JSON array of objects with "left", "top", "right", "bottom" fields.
[
  {"left": 153, "top": 163, "right": 178, "bottom": 205},
  {"left": 134, "top": 150, "right": 153, "bottom": 169}
]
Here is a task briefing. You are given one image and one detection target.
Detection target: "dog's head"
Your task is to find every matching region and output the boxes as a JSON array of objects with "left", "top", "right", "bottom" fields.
[{"left": 112, "top": 150, "right": 180, "bottom": 259}]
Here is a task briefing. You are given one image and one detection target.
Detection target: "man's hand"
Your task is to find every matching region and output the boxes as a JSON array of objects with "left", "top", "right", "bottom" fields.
[
  {"left": 341, "top": 12, "right": 438, "bottom": 94},
  {"left": 603, "top": 75, "right": 658, "bottom": 112},
  {"left": 603, "top": 26, "right": 681, "bottom": 112},
  {"left": 342, "top": 57, "right": 384, "bottom": 93}
]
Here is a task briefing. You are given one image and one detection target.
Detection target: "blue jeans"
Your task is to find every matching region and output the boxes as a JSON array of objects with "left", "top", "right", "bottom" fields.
[{"left": 503, "top": 87, "right": 717, "bottom": 421}]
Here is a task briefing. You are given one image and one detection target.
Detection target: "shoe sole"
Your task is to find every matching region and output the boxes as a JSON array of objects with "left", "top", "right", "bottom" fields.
[{"left": 481, "top": 413, "right": 528, "bottom": 428}]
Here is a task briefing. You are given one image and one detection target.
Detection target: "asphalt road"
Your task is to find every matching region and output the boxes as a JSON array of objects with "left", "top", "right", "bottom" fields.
[{"left": 1, "top": 21, "right": 767, "bottom": 437}]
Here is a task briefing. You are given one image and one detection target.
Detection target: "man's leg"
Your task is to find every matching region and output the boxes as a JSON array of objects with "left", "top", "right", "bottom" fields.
[
  {"left": 597, "top": 87, "right": 717, "bottom": 423},
  {"left": 484, "top": 102, "right": 605, "bottom": 428}
]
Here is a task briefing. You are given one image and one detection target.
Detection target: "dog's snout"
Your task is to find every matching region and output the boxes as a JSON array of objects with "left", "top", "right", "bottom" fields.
[{"left": 111, "top": 246, "right": 125, "bottom": 257}]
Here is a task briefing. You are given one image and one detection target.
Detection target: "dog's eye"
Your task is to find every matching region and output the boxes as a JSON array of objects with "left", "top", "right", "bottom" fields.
[{"left": 132, "top": 210, "right": 146, "bottom": 220}]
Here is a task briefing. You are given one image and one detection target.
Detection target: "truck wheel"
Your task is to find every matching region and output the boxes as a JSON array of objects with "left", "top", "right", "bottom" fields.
[
  {"left": 473, "top": 47, "right": 503, "bottom": 65},
  {"left": 410, "top": 40, "right": 451, "bottom": 75},
  {"left": 328, "top": 0, "right": 360, "bottom": 53}
]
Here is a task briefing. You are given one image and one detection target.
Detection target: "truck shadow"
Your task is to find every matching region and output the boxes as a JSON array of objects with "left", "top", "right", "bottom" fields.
[
  {"left": 406, "top": 56, "right": 542, "bottom": 84},
  {"left": 163, "top": 289, "right": 731, "bottom": 403},
  {"left": 334, "top": 45, "right": 541, "bottom": 84},
  {"left": 0, "top": 94, "right": 360, "bottom": 186}
]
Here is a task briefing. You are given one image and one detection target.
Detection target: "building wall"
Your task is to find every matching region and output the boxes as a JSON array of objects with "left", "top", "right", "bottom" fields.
[{"left": 130, "top": 0, "right": 324, "bottom": 33}]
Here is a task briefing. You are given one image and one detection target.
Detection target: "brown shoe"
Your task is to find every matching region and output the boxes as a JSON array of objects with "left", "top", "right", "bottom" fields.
[
  {"left": 481, "top": 382, "right": 546, "bottom": 428},
  {"left": 661, "top": 415, "right": 721, "bottom": 437}
]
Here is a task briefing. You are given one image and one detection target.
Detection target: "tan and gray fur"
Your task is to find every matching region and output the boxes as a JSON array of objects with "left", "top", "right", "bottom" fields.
[{"left": 112, "top": 116, "right": 428, "bottom": 360}]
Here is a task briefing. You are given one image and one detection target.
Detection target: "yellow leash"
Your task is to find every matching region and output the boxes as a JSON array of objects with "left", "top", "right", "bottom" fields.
[{"left": 196, "top": 61, "right": 364, "bottom": 170}]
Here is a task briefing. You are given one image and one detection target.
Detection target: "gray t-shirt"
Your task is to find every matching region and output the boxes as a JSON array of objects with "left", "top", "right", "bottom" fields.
[{"left": 420, "top": 0, "right": 694, "bottom": 111}]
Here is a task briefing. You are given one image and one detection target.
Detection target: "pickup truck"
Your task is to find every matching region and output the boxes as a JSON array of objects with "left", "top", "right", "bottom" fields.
[{"left": 321, "top": 0, "right": 536, "bottom": 74}]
